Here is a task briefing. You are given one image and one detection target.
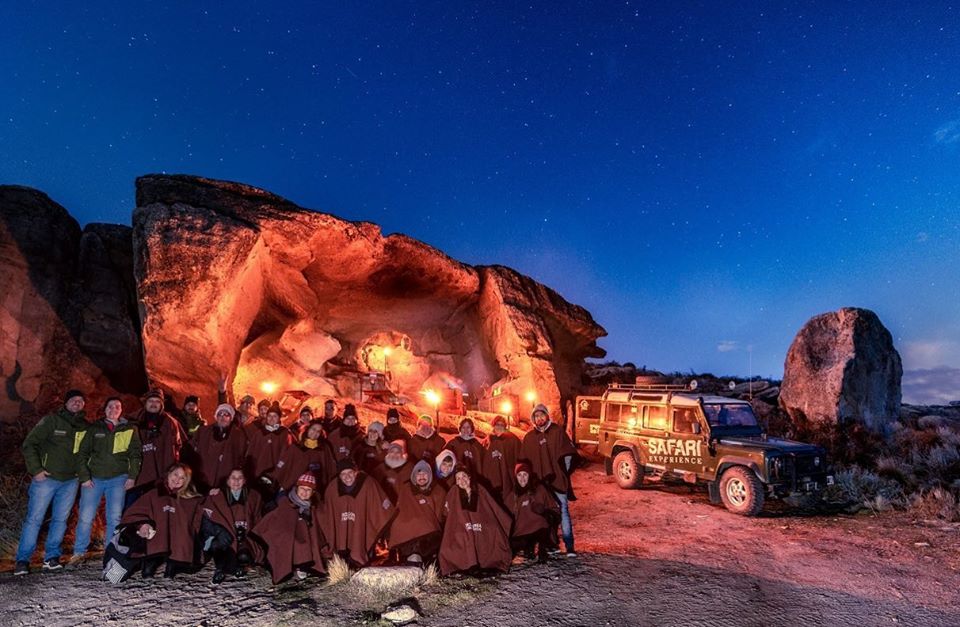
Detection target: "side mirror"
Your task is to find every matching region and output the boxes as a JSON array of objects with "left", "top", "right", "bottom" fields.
[{"left": 691, "top": 423, "right": 701, "bottom": 435}]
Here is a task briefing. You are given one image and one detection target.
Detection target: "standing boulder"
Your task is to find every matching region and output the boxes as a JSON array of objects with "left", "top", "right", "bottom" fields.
[{"left": 780, "top": 308, "right": 902, "bottom": 431}]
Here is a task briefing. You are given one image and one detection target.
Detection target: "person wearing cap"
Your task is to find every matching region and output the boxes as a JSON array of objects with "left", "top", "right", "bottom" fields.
[
  {"left": 199, "top": 468, "right": 263, "bottom": 584},
  {"left": 320, "top": 399, "right": 342, "bottom": 435},
  {"left": 245, "top": 402, "right": 294, "bottom": 499},
  {"left": 319, "top": 458, "right": 395, "bottom": 568},
  {"left": 289, "top": 405, "right": 314, "bottom": 440},
  {"left": 178, "top": 395, "right": 204, "bottom": 436},
  {"left": 520, "top": 403, "right": 578, "bottom": 557},
  {"left": 388, "top": 459, "right": 446, "bottom": 565},
  {"left": 326, "top": 405, "right": 363, "bottom": 462},
  {"left": 129, "top": 389, "right": 186, "bottom": 508},
  {"left": 372, "top": 439, "right": 411, "bottom": 503},
  {"left": 72, "top": 396, "right": 142, "bottom": 565},
  {"left": 438, "top": 464, "right": 512, "bottom": 576},
  {"left": 14, "top": 389, "right": 90, "bottom": 575},
  {"left": 483, "top": 415, "right": 521, "bottom": 501},
  {"left": 236, "top": 395, "right": 257, "bottom": 427},
  {"left": 434, "top": 449, "right": 458, "bottom": 490},
  {"left": 382, "top": 407, "right": 411, "bottom": 443},
  {"left": 443, "top": 418, "right": 487, "bottom": 479},
  {"left": 407, "top": 414, "right": 447, "bottom": 464},
  {"left": 189, "top": 403, "right": 248, "bottom": 493},
  {"left": 269, "top": 420, "right": 336, "bottom": 498},
  {"left": 504, "top": 461, "right": 560, "bottom": 562},
  {"left": 117, "top": 462, "right": 203, "bottom": 579},
  {"left": 254, "top": 399, "right": 271, "bottom": 426},
  {"left": 354, "top": 420, "right": 386, "bottom": 473},
  {"left": 251, "top": 472, "right": 327, "bottom": 583}
]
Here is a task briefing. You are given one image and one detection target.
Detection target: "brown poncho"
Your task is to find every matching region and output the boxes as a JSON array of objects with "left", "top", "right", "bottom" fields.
[
  {"left": 319, "top": 472, "right": 395, "bottom": 567},
  {"left": 354, "top": 441, "right": 386, "bottom": 474},
  {"left": 504, "top": 479, "right": 560, "bottom": 538},
  {"left": 326, "top": 425, "right": 363, "bottom": 461},
  {"left": 245, "top": 424, "right": 294, "bottom": 479},
  {"left": 200, "top": 488, "right": 263, "bottom": 553},
  {"left": 438, "top": 483, "right": 512, "bottom": 576},
  {"left": 190, "top": 424, "right": 248, "bottom": 491},
  {"left": 389, "top": 465, "right": 446, "bottom": 549},
  {"left": 484, "top": 431, "right": 522, "bottom": 497},
  {"left": 372, "top": 459, "right": 411, "bottom": 503},
  {"left": 272, "top": 440, "right": 337, "bottom": 493},
  {"left": 120, "top": 485, "right": 202, "bottom": 563},
  {"left": 251, "top": 496, "right": 326, "bottom": 584},
  {"left": 407, "top": 431, "right": 447, "bottom": 463},
  {"left": 519, "top": 422, "right": 577, "bottom": 495},
  {"left": 444, "top": 436, "right": 487, "bottom": 477},
  {"left": 134, "top": 411, "right": 186, "bottom": 489}
]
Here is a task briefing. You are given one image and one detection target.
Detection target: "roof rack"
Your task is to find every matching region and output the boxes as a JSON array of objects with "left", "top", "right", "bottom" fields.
[{"left": 609, "top": 383, "right": 692, "bottom": 392}]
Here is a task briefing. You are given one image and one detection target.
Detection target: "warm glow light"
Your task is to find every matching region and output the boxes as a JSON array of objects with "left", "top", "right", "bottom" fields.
[
  {"left": 260, "top": 381, "right": 278, "bottom": 395},
  {"left": 424, "top": 389, "right": 441, "bottom": 407},
  {"left": 524, "top": 390, "right": 537, "bottom": 402},
  {"left": 500, "top": 400, "right": 513, "bottom": 414},
  {"left": 383, "top": 346, "right": 392, "bottom": 356}
]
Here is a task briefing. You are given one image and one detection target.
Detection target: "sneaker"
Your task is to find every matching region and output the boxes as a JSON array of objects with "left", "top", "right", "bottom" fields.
[
  {"left": 14, "top": 561, "right": 29, "bottom": 576},
  {"left": 565, "top": 551, "right": 578, "bottom": 558},
  {"left": 546, "top": 548, "right": 561, "bottom": 556},
  {"left": 42, "top": 558, "right": 63, "bottom": 571},
  {"left": 212, "top": 569, "right": 226, "bottom": 584},
  {"left": 294, "top": 569, "right": 308, "bottom": 580}
]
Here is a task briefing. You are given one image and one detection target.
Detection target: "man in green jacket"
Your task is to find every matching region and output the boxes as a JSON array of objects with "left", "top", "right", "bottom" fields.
[
  {"left": 71, "top": 396, "right": 142, "bottom": 564},
  {"left": 14, "top": 390, "right": 89, "bottom": 575}
]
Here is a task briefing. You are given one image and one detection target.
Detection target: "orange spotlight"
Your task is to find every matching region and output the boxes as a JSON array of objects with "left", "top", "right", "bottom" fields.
[{"left": 260, "top": 381, "right": 278, "bottom": 395}]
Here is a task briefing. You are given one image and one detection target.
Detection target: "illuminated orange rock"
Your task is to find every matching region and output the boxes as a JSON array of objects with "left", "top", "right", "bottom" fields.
[
  {"left": 780, "top": 307, "right": 902, "bottom": 431},
  {"left": 134, "top": 175, "right": 606, "bottom": 419},
  {"left": 0, "top": 186, "right": 145, "bottom": 419}
]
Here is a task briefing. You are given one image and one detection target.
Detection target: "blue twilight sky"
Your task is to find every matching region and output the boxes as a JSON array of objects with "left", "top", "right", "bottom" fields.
[{"left": 2, "top": 2, "right": 959, "bottom": 400}]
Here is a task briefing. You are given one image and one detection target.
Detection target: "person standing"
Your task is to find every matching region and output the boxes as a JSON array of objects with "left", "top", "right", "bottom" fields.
[
  {"left": 129, "top": 389, "right": 185, "bottom": 508},
  {"left": 14, "top": 390, "right": 90, "bottom": 575},
  {"left": 72, "top": 397, "right": 142, "bottom": 564},
  {"left": 407, "top": 415, "right": 446, "bottom": 463},
  {"left": 178, "top": 395, "right": 204, "bottom": 436},
  {"left": 189, "top": 403, "right": 248, "bottom": 493},
  {"left": 519, "top": 404, "right": 578, "bottom": 557},
  {"left": 443, "top": 418, "right": 487, "bottom": 478},
  {"left": 484, "top": 415, "right": 521, "bottom": 501}
]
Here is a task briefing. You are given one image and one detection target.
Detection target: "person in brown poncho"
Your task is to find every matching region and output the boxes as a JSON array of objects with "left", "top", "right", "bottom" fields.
[
  {"left": 354, "top": 420, "right": 386, "bottom": 474},
  {"left": 319, "top": 458, "right": 395, "bottom": 568},
  {"left": 438, "top": 464, "right": 512, "bottom": 576},
  {"left": 245, "top": 403, "right": 294, "bottom": 498},
  {"left": 128, "top": 389, "right": 186, "bottom": 508},
  {"left": 382, "top": 407, "right": 411, "bottom": 444},
  {"left": 407, "top": 414, "right": 446, "bottom": 463},
  {"left": 117, "top": 462, "right": 203, "bottom": 579},
  {"left": 326, "top": 406, "right": 364, "bottom": 462},
  {"left": 199, "top": 468, "right": 263, "bottom": 583},
  {"left": 251, "top": 473, "right": 327, "bottom": 583},
  {"left": 388, "top": 459, "right": 446, "bottom": 565},
  {"left": 504, "top": 461, "right": 560, "bottom": 562},
  {"left": 270, "top": 421, "right": 336, "bottom": 499},
  {"left": 190, "top": 403, "right": 248, "bottom": 493},
  {"left": 443, "top": 418, "right": 487, "bottom": 478},
  {"left": 434, "top": 449, "right": 457, "bottom": 490},
  {"left": 483, "top": 415, "right": 521, "bottom": 501},
  {"left": 372, "top": 439, "right": 411, "bottom": 503}
]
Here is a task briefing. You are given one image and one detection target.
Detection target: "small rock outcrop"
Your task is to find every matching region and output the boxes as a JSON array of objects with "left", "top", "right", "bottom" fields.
[
  {"left": 780, "top": 307, "right": 902, "bottom": 431},
  {"left": 0, "top": 186, "right": 145, "bottom": 418}
]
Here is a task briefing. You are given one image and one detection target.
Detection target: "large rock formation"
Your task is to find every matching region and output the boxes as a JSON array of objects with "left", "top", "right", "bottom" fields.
[
  {"left": 133, "top": 175, "right": 606, "bottom": 419},
  {"left": 0, "top": 187, "right": 145, "bottom": 419},
  {"left": 780, "top": 307, "right": 902, "bottom": 431}
]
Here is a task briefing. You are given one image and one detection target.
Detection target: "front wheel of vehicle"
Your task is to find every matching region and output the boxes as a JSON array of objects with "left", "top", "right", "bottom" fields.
[
  {"left": 613, "top": 451, "right": 644, "bottom": 489},
  {"left": 719, "top": 466, "right": 764, "bottom": 516}
]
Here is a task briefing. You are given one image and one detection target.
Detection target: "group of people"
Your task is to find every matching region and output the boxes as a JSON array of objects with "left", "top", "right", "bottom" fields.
[{"left": 14, "top": 386, "right": 578, "bottom": 585}]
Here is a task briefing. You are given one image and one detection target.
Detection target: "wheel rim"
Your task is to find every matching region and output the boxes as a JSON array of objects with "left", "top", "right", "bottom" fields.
[
  {"left": 726, "top": 478, "right": 747, "bottom": 506},
  {"left": 617, "top": 461, "right": 633, "bottom": 483}
]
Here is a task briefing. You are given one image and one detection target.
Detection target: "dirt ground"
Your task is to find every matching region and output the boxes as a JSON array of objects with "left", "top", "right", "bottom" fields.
[{"left": 2, "top": 461, "right": 959, "bottom": 626}]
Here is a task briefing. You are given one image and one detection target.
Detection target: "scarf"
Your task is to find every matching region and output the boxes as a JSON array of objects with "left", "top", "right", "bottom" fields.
[
  {"left": 264, "top": 423, "right": 280, "bottom": 432},
  {"left": 289, "top": 490, "right": 312, "bottom": 519},
  {"left": 303, "top": 438, "right": 318, "bottom": 449}
]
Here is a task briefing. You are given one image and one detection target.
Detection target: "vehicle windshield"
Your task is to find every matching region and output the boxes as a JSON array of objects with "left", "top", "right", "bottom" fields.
[{"left": 703, "top": 404, "right": 759, "bottom": 428}]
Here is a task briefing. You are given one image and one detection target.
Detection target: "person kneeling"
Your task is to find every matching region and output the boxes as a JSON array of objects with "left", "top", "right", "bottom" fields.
[
  {"left": 389, "top": 460, "right": 446, "bottom": 565},
  {"left": 199, "top": 469, "right": 263, "bottom": 584},
  {"left": 438, "top": 465, "right": 512, "bottom": 577},
  {"left": 320, "top": 458, "right": 395, "bottom": 568},
  {"left": 251, "top": 473, "right": 326, "bottom": 584},
  {"left": 113, "top": 462, "right": 203, "bottom": 580},
  {"left": 505, "top": 462, "right": 560, "bottom": 562}
]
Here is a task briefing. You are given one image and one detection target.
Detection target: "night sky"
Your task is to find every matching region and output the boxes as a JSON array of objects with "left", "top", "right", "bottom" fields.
[{"left": 2, "top": 2, "right": 959, "bottom": 402}]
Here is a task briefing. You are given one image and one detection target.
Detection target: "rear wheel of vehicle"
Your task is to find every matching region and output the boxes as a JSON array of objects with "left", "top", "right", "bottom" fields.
[
  {"left": 719, "top": 466, "right": 764, "bottom": 516},
  {"left": 613, "top": 450, "right": 643, "bottom": 489}
]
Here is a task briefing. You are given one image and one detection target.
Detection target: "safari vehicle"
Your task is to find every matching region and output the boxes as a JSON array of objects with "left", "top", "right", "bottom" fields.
[{"left": 575, "top": 384, "right": 833, "bottom": 515}]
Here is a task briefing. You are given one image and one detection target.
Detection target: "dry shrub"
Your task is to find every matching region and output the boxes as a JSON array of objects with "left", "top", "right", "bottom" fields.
[
  {"left": 326, "top": 554, "right": 352, "bottom": 585},
  {"left": 909, "top": 487, "right": 960, "bottom": 522},
  {"left": 826, "top": 467, "right": 904, "bottom": 508}
]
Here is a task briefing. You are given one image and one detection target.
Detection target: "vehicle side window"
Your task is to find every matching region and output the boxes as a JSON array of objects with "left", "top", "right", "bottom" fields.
[
  {"left": 643, "top": 405, "right": 668, "bottom": 430},
  {"left": 603, "top": 404, "right": 621, "bottom": 424},
  {"left": 672, "top": 408, "right": 698, "bottom": 434}
]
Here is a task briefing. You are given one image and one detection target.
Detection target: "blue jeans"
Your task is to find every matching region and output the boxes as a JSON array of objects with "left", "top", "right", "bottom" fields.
[
  {"left": 15, "top": 477, "right": 79, "bottom": 563},
  {"left": 554, "top": 491, "right": 574, "bottom": 552},
  {"left": 74, "top": 474, "right": 128, "bottom": 556}
]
